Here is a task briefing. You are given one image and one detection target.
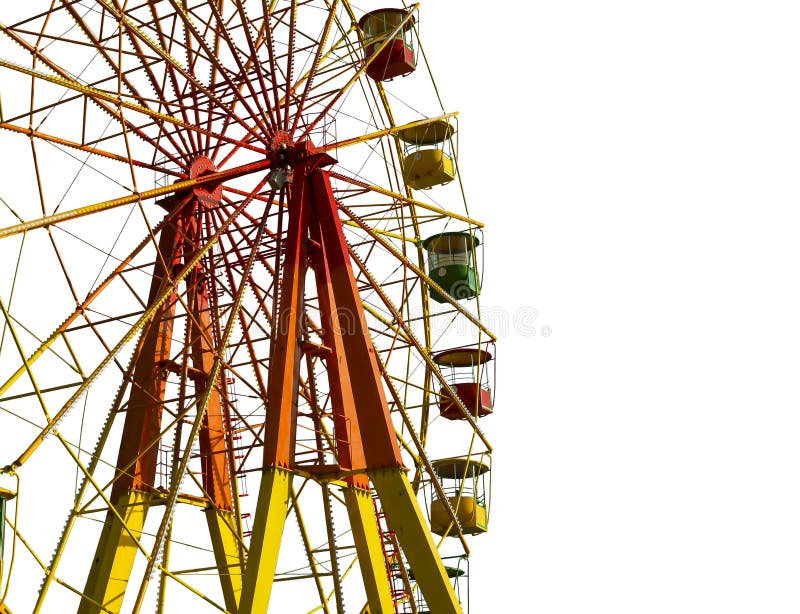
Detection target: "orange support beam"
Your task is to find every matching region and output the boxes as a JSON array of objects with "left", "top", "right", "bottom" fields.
[
  {"left": 80, "top": 213, "right": 185, "bottom": 614},
  {"left": 261, "top": 154, "right": 312, "bottom": 469},
  {"left": 186, "top": 256, "right": 242, "bottom": 609},
  {"left": 240, "top": 151, "right": 316, "bottom": 612},
  {"left": 80, "top": 188, "right": 242, "bottom": 612},
  {"left": 307, "top": 217, "right": 367, "bottom": 479},
  {"left": 309, "top": 168, "right": 403, "bottom": 470}
]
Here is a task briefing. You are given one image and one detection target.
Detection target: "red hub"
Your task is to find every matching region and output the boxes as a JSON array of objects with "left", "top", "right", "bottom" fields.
[{"left": 189, "top": 156, "right": 222, "bottom": 206}]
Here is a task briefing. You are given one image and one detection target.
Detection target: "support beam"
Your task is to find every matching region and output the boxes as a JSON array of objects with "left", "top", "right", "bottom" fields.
[
  {"left": 344, "top": 486, "right": 395, "bottom": 614},
  {"left": 205, "top": 508, "right": 243, "bottom": 610},
  {"left": 80, "top": 213, "right": 182, "bottom": 613},
  {"left": 186, "top": 244, "right": 243, "bottom": 609},
  {"left": 77, "top": 490, "right": 151, "bottom": 614},
  {"left": 370, "top": 468, "right": 462, "bottom": 614},
  {"left": 238, "top": 467, "right": 293, "bottom": 612},
  {"left": 240, "top": 152, "right": 313, "bottom": 612},
  {"left": 310, "top": 169, "right": 403, "bottom": 469},
  {"left": 80, "top": 185, "right": 243, "bottom": 611}
]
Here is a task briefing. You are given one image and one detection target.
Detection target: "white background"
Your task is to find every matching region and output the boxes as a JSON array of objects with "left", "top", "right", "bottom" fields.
[{"left": 420, "top": 2, "right": 800, "bottom": 612}]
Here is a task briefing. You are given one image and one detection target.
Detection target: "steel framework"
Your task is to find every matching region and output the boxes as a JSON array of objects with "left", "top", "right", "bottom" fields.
[{"left": 0, "top": 2, "right": 495, "bottom": 612}]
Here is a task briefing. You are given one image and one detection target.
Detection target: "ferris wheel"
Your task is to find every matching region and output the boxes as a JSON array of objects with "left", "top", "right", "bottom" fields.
[{"left": 0, "top": 2, "right": 496, "bottom": 613}]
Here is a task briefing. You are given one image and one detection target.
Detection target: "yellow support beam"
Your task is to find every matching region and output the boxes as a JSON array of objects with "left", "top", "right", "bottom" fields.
[
  {"left": 205, "top": 508, "right": 243, "bottom": 612},
  {"left": 239, "top": 467, "right": 293, "bottom": 613},
  {"left": 344, "top": 486, "right": 394, "bottom": 614},
  {"left": 370, "top": 467, "right": 463, "bottom": 614},
  {"left": 77, "top": 490, "right": 151, "bottom": 614}
]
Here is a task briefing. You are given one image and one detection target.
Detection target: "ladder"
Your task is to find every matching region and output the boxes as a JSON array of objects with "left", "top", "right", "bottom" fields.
[{"left": 371, "top": 492, "right": 414, "bottom": 613}]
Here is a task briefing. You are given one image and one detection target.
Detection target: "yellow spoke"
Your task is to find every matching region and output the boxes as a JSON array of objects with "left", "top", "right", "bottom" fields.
[
  {"left": 322, "top": 112, "right": 457, "bottom": 152},
  {"left": 0, "top": 159, "right": 271, "bottom": 240}
]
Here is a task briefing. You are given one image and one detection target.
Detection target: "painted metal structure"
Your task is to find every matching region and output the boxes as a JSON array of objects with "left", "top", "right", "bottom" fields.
[{"left": 0, "top": 2, "right": 495, "bottom": 612}]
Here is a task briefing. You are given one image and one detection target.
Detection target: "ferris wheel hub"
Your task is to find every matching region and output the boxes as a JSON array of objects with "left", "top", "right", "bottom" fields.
[
  {"left": 266, "top": 138, "right": 337, "bottom": 190},
  {"left": 270, "top": 130, "right": 293, "bottom": 152}
]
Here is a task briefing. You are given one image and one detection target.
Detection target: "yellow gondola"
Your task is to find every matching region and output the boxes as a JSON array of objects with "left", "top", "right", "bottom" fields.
[
  {"left": 429, "top": 456, "right": 491, "bottom": 536},
  {"left": 399, "top": 119, "right": 456, "bottom": 190}
]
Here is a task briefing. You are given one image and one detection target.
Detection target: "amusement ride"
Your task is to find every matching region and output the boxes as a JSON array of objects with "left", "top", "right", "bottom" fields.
[{"left": 0, "top": 2, "right": 496, "bottom": 612}]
